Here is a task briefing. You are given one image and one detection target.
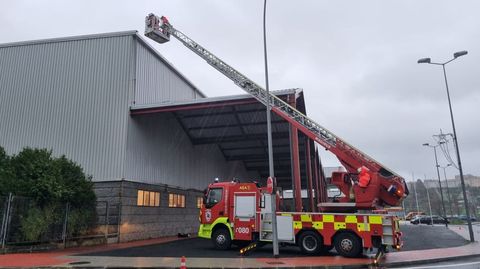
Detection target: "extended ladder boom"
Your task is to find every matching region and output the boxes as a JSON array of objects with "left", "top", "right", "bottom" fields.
[{"left": 145, "top": 14, "right": 407, "bottom": 207}]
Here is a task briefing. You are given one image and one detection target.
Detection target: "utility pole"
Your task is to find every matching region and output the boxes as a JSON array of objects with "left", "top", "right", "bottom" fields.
[{"left": 440, "top": 164, "right": 454, "bottom": 217}]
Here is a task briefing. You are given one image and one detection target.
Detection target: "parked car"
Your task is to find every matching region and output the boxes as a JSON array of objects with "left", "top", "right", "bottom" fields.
[
  {"left": 405, "top": 211, "right": 425, "bottom": 221},
  {"left": 411, "top": 215, "right": 449, "bottom": 225},
  {"left": 459, "top": 215, "right": 477, "bottom": 222}
]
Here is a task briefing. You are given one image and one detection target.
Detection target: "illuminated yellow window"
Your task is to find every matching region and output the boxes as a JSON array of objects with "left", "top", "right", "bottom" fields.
[
  {"left": 196, "top": 197, "right": 203, "bottom": 208},
  {"left": 169, "top": 193, "right": 186, "bottom": 208},
  {"left": 137, "top": 190, "right": 160, "bottom": 207},
  {"left": 155, "top": 192, "right": 160, "bottom": 206},
  {"left": 137, "top": 190, "right": 144, "bottom": 206}
]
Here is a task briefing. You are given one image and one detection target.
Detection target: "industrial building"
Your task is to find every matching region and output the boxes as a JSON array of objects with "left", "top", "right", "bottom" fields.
[{"left": 0, "top": 31, "right": 326, "bottom": 242}]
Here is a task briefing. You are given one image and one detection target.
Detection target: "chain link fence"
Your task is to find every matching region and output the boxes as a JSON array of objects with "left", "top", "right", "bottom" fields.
[{"left": 0, "top": 194, "right": 120, "bottom": 251}]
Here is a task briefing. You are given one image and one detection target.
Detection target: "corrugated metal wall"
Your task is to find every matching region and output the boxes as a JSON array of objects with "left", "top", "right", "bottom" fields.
[
  {"left": 124, "top": 113, "right": 254, "bottom": 190},
  {"left": 0, "top": 32, "right": 254, "bottom": 189},
  {"left": 134, "top": 42, "right": 200, "bottom": 105},
  {"left": 0, "top": 34, "right": 135, "bottom": 180}
]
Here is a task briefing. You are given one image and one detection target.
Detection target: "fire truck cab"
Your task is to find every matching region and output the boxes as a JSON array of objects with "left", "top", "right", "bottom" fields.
[{"left": 198, "top": 180, "right": 402, "bottom": 258}]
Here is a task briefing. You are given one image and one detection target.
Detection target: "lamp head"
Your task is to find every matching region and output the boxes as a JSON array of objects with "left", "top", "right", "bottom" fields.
[
  {"left": 418, "top": 58, "right": 431, "bottom": 64},
  {"left": 454, "top": 51, "right": 468, "bottom": 58}
]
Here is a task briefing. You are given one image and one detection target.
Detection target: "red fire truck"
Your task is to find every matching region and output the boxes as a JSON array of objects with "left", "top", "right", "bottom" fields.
[
  {"left": 144, "top": 14, "right": 408, "bottom": 259},
  {"left": 198, "top": 180, "right": 402, "bottom": 258}
]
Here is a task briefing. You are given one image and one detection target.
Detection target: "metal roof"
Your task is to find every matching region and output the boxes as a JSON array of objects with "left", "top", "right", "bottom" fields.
[
  {"left": 0, "top": 30, "right": 206, "bottom": 99},
  {"left": 131, "top": 89, "right": 311, "bottom": 189}
]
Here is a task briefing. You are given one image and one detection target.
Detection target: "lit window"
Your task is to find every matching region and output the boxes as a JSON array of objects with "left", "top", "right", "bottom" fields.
[
  {"left": 155, "top": 192, "right": 160, "bottom": 206},
  {"left": 137, "top": 190, "right": 144, "bottom": 206},
  {"left": 137, "top": 190, "right": 160, "bottom": 207},
  {"left": 169, "top": 193, "right": 186, "bottom": 208},
  {"left": 197, "top": 197, "right": 203, "bottom": 209}
]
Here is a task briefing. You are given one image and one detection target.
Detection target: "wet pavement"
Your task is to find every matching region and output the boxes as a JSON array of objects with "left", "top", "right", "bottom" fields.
[
  {"left": 77, "top": 224, "right": 468, "bottom": 257},
  {"left": 0, "top": 224, "right": 478, "bottom": 268}
]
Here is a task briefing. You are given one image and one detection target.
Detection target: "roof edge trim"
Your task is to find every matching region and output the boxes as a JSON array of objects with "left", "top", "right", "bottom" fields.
[{"left": 0, "top": 30, "right": 139, "bottom": 48}]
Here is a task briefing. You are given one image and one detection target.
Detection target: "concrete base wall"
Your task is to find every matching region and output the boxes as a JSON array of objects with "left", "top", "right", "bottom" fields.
[{"left": 94, "top": 180, "right": 203, "bottom": 242}]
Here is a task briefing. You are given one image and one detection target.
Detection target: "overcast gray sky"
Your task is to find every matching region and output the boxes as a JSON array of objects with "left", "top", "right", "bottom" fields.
[{"left": 1, "top": 0, "right": 478, "bottom": 181}]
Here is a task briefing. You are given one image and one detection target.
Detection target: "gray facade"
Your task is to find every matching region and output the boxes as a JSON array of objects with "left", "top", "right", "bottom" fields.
[
  {"left": 0, "top": 31, "right": 250, "bottom": 187},
  {"left": 0, "top": 32, "right": 134, "bottom": 181},
  {"left": 0, "top": 31, "right": 255, "bottom": 241}
]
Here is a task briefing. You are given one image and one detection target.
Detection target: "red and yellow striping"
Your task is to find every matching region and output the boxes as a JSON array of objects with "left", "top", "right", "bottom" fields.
[{"left": 282, "top": 213, "right": 384, "bottom": 247}]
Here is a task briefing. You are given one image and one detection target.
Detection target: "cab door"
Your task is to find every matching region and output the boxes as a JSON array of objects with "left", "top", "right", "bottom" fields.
[
  {"left": 203, "top": 187, "right": 224, "bottom": 224},
  {"left": 233, "top": 192, "right": 256, "bottom": 240}
]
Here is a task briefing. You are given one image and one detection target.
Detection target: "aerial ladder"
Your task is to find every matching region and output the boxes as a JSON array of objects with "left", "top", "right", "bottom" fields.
[{"left": 144, "top": 14, "right": 408, "bottom": 210}]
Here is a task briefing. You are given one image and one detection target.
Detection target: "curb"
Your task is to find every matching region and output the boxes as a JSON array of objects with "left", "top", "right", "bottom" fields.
[
  {"left": 383, "top": 253, "right": 480, "bottom": 268},
  {"left": 24, "top": 253, "right": 480, "bottom": 269}
]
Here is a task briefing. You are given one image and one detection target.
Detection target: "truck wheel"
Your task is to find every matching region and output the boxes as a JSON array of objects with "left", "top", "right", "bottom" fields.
[
  {"left": 212, "top": 228, "right": 231, "bottom": 250},
  {"left": 334, "top": 232, "right": 362, "bottom": 258},
  {"left": 298, "top": 231, "right": 323, "bottom": 255}
]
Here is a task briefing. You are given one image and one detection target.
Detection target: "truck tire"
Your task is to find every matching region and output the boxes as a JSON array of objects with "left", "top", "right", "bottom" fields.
[
  {"left": 212, "top": 228, "right": 231, "bottom": 250},
  {"left": 298, "top": 231, "right": 323, "bottom": 255},
  {"left": 334, "top": 232, "right": 362, "bottom": 258}
]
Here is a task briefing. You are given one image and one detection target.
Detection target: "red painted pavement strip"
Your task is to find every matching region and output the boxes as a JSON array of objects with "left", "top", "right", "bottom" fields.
[
  {"left": 0, "top": 236, "right": 187, "bottom": 267},
  {"left": 0, "top": 253, "right": 74, "bottom": 267}
]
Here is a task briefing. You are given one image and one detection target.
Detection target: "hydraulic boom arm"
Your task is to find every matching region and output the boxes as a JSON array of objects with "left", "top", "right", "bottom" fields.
[{"left": 144, "top": 14, "right": 408, "bottom": 209}]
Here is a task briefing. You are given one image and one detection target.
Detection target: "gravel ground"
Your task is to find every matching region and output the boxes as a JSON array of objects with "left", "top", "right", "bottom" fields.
[{"left": 80, "top": 224, "right": 468, "bottom": 258}]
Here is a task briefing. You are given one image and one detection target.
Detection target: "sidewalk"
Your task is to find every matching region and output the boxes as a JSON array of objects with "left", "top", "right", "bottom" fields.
[
  {"left": 0, "top": 238, "right": 479, "bottom": 268},
  {"left": 449, "top": 223, "right": 480, "bottom": 242}
]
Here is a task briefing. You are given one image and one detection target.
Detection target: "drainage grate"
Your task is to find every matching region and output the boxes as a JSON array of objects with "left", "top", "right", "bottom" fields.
[
  {"left": 69, "top": 261, "right": 91, "bottom": 265},
  {"left": 266, "top": 261, "right": 285, "bottom": 265}
]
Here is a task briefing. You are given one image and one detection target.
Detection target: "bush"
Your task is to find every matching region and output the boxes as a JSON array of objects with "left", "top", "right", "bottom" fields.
[
  {"left": 19, "top": 206, "right": 57, "bottom": 242},
  {"left": 0, "top": 146, "right": 97, "bottom": 242},
  {"left": 67, "top": 208, "right": 96, "bottom": 237}
]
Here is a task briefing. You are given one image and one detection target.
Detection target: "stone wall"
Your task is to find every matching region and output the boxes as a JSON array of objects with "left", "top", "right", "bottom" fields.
[{"left": 93, "top": 180, "right": 203, "bottom": 242}]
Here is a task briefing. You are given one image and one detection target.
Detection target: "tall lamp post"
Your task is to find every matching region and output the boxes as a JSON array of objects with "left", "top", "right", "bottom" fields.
[
  {"left": 418, "top": 50, "right": 474, "bottom": 242},
  {"left": 422, "top": 142, "right": 447, "bottom": 226},
  {"left": 440, "top": 164, "right": 454, "bottom": 217},
  {"left": 263, "top": 0, "right": 279, "bottom": 257}
]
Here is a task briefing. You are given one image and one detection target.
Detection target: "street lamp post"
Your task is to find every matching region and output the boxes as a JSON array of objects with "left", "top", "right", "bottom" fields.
[
  {"left": 422, "top": 142, "right": 447, "bottom": 226},
  {"left": 263, "top": 0, "right": 279, "bottom": 257},
  {"left": 418, "top": 50, "right": 474, "bottom": 242},
  {"left": 440, "top": 164, "right": 454, "bottom": 217}
]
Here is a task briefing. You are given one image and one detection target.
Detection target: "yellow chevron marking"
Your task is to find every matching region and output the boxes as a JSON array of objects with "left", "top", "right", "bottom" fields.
[
  {"left": 345, "top": 215, "right": 357, "bottom": 223},
  {"left": 334, "top": 222, "right": 346, "bottom": 230},
  {"left": 312, "top": 221, "right": 324, "bottom": 230},
  {"left": 369, "top": 216, "right": 383, "bottom": 224},
  {"left": 357, "top": 223, "right": 370, "bottom": 232},
  {"left": 323, "top": 215, "right": 334, "bottom": 222},
  {"left": 301, "top": 214, "right": 312, "bottom": 222}
]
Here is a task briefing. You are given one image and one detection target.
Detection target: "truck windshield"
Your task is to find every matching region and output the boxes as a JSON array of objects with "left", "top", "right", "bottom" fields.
[{"left": 205, "top": 188, "right": 223, "bottom": 208}]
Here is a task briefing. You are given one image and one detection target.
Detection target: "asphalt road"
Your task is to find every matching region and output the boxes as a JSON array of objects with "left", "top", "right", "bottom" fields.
[
  {"left": 400, "top": 224, "right": 468, "bottom": 251},
  {"left": 80, "top": 224, "right": 468, "bottom": 258}
]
